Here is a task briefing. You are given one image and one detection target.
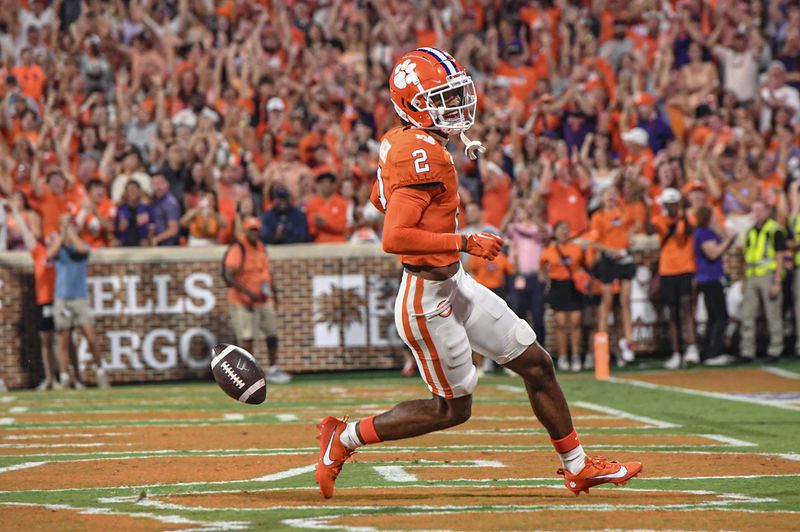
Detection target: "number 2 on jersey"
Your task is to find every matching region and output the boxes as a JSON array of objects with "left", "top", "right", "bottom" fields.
[{"left": 412, "top": 149, "right": 430, "bottom": 174}]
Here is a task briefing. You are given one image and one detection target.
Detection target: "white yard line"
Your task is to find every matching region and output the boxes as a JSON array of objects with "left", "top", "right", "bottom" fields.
[
  {"left": 0, "top": 443, "right": 109, "bottom": 449},
  {"left": 0, "top": 418, "right": 15, "bottom": 425},
  {"left": 699, "top": 434, "right": 757, "bottom": 448},
  {"left": 276, "top": 414, "right": 299, "bottom": 422},
  {"left": 250, "top": 464, "right": 315, "bottom": 482},
  {"left": 3, "top": 432, "right": 129, "bottom": 440},
  {"left": 0, "top": 502, "right": 249, "bottom": 531},
  {"left": 373, "top": 465, "right": 418, "bottom": 482},
  {"left": 572, "top": 401, "right": 679, "bottom": 429},
  {"left": 0, "top": 461, "right": 47, "bottom": 475},
  {"left": 608, "top": 377, "right": 800, "bottom": 412},
  {"left": 8, "top": 406, "right": 28, "bottom": 414},
  {"left": 280, "top": 504, "right": 799, "bottom": 532},
  {"left": 373, "top": 460, "right": 504, "bottom": 483},
  {"left": 760, "top": 367, "right": 800, "bottom": 380}
]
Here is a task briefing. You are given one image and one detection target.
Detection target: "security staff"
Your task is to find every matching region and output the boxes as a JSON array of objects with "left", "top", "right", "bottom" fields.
[
  {"left": 740, "top": 200, "right": 786, "bottom": 360},
  {"left": 790, "top": 209, "right": 800, "bottom": 356}
]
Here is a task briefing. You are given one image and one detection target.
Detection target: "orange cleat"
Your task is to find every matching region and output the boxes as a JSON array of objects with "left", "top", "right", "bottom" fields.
[
  {"left": 557, "top": 456, "right": 643, "bottom": 496},
  {"left": 314, "top": 416, "right": 355, "bottom": 499}
]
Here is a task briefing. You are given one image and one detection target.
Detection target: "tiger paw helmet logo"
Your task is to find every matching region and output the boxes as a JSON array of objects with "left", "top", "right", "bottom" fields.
[{"left": 393, "top": 59, "right": 421, "bottom": 90}]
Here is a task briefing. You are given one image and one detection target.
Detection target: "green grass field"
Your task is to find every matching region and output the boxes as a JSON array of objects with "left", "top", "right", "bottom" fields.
[{"left": 1, "top": 360, "right": 799, "bottom": 531}]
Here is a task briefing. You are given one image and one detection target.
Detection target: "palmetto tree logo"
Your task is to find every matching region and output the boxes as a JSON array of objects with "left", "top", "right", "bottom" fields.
[{"left": 314, "top": 284, "right": 367, "bottom": 347}]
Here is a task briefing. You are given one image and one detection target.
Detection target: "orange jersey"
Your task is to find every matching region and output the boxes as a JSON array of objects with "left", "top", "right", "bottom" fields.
[
  {"left": 76, "top": 198, "right": 117, "bottom": 249},
  {"left": 33, "top": 183, "right": 86, "bottom": 239},
  {"left": 373, "top": 127, "right": 461, "bottom": 267},
  {"left": 652, "top": 214, "right": 695, "bottom": 276},
  {"left": 589, "top": 207, "right": 635, "bottom": 250},
  {"left": 540, "top": 242, "right": 584, "bottom": 282},
  {"left": 305, "top": 194, "right": 349, "bottom": 243},
  {"left": 469, "top": 252, "right": 514, "bottom": 290},
  {"left": 31, "top": 242, "right": 55, "bottom": 305},
  {"left": 224, "top": 238, "right": 272, "bottom": 306}
]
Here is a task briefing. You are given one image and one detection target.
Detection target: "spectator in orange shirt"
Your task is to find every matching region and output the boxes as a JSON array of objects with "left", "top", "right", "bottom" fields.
[
  {"left": 620, "top": 128, "right": 655, "bottom": 181},
  {"left": 180, "top": 190, "right": 226, "bottom": 246},
  {"left": 540, "top": 221, "right": 585, "bottom": 372},
  {"left": 468, "top": 247, "right": 514, "bottom": 377},
  {"left": 11, "top": 47, "right": 46, "bottom": 102},
  {"left": 32, "top": 167, "right": 85, "bottom": 240},
  {"left": 688, "top": 105, "right": 732, "bottom": 148},
  {"left": 9, "top": 108, "right": 41, "bottom": 149},
  {"left": 9, "top": 199, "right": 61, "bottom": 390},
  {"left": 469, "top": 250, "right": 514, "bottom": 298},
  {"left": 479, "top": 150, "right": 511, "bottom": 229},
  {"left": 223, "top": 216, "right": 291, "bottom": 384},
  {"left": 588, "top": 187, "right": 636, "bottom": 363},
  {"left": 306, "top": 172, "right": 349, "bottom": 243},
  {"left": 684, "top": 180, "right": 725, "bottom": 229},
  {"left": 539, "top": 158, "right": 591, "bottom": 236},
  {"left": 652, "top": 188, "right": 699, "bottom": 370},
  {"left": 74, "top": 179, "right": 116, "bottom": 248},
  {"left": 494, "top": 43, "right": 538, "bottom": 103},
  {"left": 300, "top": 115, "right": 339, "bottom": 166}
]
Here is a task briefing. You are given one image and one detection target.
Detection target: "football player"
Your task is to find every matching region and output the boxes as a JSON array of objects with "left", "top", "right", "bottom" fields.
[{"left": 315, "top": 47, "right": 642, "bottom": 498}]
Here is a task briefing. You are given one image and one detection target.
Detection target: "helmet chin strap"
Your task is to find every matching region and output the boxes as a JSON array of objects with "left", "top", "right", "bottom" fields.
[{"left": 460, "top": 131, "right": 486, "bottom": 160}]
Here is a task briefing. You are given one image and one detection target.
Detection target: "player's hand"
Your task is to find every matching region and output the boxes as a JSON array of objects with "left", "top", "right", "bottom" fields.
[{"left": 463, "top": 232, "right": 504, "bottom": 260}]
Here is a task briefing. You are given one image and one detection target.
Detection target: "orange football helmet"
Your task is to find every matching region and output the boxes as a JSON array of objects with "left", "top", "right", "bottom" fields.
[{"left": 389, "top": 47, "right": 477, "bottom": 133}]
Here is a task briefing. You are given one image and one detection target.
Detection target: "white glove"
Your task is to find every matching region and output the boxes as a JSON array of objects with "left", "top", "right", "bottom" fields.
[{"left": 460, "top": 131, "right": 486, "bottom": 160}]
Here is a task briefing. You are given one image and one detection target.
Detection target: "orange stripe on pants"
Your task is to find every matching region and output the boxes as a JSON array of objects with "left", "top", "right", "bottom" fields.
[
  {"left": 401, "top": 273, "right": 439, "bottom": 396},
  {"left": 413, "top": 277, "right": 454, "bottom": 399}
]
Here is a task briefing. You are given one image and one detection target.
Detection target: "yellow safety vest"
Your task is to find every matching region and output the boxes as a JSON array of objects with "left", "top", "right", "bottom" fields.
[
  {"left": 792, "top": 215, "right": 800, "bottom": 267},
  {"left": 743, "top": 219, "right": 782, "bottom": 278}
]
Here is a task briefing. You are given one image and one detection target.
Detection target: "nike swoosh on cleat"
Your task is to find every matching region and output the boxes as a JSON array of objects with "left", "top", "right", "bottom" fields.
[
  {"left": 591, "top": 465, "right": 628, "bottom": 480},
  {"left": 322, "top": 430, "right": 337, "bottom": 466}
]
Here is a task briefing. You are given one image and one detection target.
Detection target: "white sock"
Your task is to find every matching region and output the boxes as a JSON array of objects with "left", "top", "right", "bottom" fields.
[
  {"left": 60, "top": 372, "right": 70, "bottom": 384},
  {"left": 560, "top": 444, "right": 587, "bottom": 475},
  {"left": 339, "top": 421, "right": 364, "bottom": 449}
]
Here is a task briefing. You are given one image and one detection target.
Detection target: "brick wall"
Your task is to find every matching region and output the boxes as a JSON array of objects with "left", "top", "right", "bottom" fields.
[
  {"left": 0, "top": 244, "right": 410, "bottom": 389},
  {"left": 0, "top": 241, "right": 745, "bottom": 389}
]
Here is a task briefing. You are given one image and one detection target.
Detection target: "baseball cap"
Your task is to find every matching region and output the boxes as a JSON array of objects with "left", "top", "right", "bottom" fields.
[
  {"left": 243, "top": 216, "right": 262, "bottom": 231},
  {"left": 684, "top": 180, "right": 706, "bottom": 194},
  {"left": 695, "top": 104, "right": 713, "bottom": 120},
  {"left": 660, "top": 187, "right": 682, "bottom": 205},
  {"left": 315, "top": 171, "right": 337, "bottom": 183},
  {"left": 621, "top": 127, "right": 649, "bottom": 147},
  {"left": 273, "top": 184, "right": 290, "bottom": 199},
  {"left": 266, "top": 97, "right": 285, "bottom": 112},
  {"left": 494, "top": 77, "right": 511, "bottom": 89},
  {"left": 635, "top": 92, "right": 656, "bottom": 107}
]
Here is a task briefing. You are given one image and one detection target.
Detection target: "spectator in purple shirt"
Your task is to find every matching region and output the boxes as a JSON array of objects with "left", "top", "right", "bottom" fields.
[
  {"left": 693, "top": 206, "right": 736, "bottom": 365},
  {"left": 114, "top": 180, "right": 154, "bottom": 247},
  {"left": 150, "top": 173, "right": 181, "bottom": 246},
  {"left": 620, "top": 92, "right": 675, "bottom": 155}
]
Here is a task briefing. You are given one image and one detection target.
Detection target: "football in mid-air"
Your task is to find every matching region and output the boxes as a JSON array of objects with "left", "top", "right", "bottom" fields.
[{"left": 210, "top": 343, "right": 267, "bottom": 404}]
